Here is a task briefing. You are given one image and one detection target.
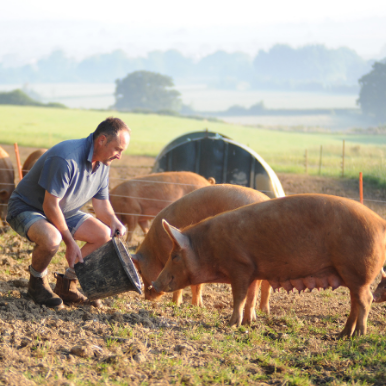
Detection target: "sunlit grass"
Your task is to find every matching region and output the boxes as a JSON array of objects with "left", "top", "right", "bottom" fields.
[{"left": 2, "top": 105, "right": 386, "bottom": 186}]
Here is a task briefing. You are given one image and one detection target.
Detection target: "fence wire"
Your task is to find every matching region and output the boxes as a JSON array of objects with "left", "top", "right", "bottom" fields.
[{"left": 2, "top": 165, "right": 386, "bottom": 217}]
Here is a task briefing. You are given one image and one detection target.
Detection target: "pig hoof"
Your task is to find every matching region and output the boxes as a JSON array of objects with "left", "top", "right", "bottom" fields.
[{"left": 228, "top": 320, "right": 241, "bottom": 328}]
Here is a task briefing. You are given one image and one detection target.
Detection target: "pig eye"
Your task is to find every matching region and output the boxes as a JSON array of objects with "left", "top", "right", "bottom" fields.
[{"left": 172, "top": 254, "right": 180, "bottom": 261}]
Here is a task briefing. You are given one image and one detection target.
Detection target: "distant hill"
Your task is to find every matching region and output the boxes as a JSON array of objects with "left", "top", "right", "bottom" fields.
[
  {"left": 0, "top": 89, "right": 66, "bottom": 108},
  {"left": 0, "top": 45, "right": 376, "bottom": 93}
]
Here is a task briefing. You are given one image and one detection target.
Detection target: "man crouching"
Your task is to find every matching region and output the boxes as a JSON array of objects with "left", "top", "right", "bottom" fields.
[{"left": 6, "top": 117, "right": 130, "bottom": 308}]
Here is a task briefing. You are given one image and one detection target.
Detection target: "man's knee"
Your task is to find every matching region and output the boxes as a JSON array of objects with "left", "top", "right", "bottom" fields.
[
  {"left": 74, "top": 218, "right": 111, "bottom": 245},
  {"left": 38, "top": 230, "right": 62, "bottom": 254},
  {"left": 95, "top": 224, "right": 110, "bottom": 243},
  {"left": 29, "top": 222, "right": 62, "bottom": 254}
]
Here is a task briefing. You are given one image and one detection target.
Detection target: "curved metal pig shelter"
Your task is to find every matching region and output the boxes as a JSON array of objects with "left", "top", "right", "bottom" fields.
[
  {"left": 155, "top": 130, "right": 230, "bottom": 161},
  {"left": 152, "top": 131, "right": 285, "bottom": 198}
]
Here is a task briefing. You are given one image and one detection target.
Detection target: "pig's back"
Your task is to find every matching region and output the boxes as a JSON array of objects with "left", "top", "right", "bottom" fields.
[
  {"left": 111, "top": 171, "right": 210, "bottom": 197},
  {"left": 139, "top": 184, "right": 270, "bottom": 261},
  {"left": 164, "top": 184, "right": 269, "bottom": 228},
  {"left": 156, "top": 184, "right": 267, "bottom": 229},
  {"left": 22, "top": 149, "right": 47, "bottom": 177},
  {"left": 192, "top": 194, "right": 386, "bottom": 284},
  {"left": 149, "top": 171, "right": 212, "bottom": 195}
]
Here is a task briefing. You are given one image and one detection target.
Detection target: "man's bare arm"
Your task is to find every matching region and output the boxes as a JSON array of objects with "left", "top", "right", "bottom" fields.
[
  {"left": 92, "top": 198, "right": 126, "bottom": 237},
  {"left": 42, "top": 191, "right": 83, "bottom": 268}
]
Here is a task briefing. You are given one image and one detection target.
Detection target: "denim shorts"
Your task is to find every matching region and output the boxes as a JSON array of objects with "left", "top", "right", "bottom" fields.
[{"left": 7, "top": 210, "right": 92, "bottom": 241}]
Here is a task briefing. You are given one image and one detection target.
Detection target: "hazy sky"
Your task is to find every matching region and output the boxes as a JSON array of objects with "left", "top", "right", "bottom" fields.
[
  {"left": 1, "top": 0, "right": 386, "bottom": 64},
  {"left": 2, "top": 0, "right": 385, "bottom": 25}
]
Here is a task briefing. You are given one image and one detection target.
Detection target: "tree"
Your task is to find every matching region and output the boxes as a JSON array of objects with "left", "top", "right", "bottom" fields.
[
  {"left": 253, "top": 44, "right": 370, "bottom": 86},
  {"left": 113, "top": 71, "right": 181, "bottom": 112},
  {"left": 357, "top": 61, "right": 386, "bottom": 122},
  {"left": 77, "top": 50, "right": 140, "bottom": 82}
]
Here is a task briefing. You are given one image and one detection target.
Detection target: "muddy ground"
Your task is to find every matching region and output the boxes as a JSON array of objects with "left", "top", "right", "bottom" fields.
[{"left": 0, "top": 146, "right": 386, "bottom": 385}]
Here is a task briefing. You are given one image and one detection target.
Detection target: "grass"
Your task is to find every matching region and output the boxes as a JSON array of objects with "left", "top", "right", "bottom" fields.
[
  {"left": 1, "top": 106, "right": 386, "bottom": 384},
  {"left": 4, "top": 291, "right": 386, "bottom": 385},
  {"left": 2, "top": 105, "right": 386, "bottom": 185}
]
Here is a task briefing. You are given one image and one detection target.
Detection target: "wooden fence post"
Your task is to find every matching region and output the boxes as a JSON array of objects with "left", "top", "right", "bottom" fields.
[
  {"left": 359, "top": 172, "right": 363, "bottom": 204},
  {"left": 14, "top": 143, "right": 23, "bottom": 182}
]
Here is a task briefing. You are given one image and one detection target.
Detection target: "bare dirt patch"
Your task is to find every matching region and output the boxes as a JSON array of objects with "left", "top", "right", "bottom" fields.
[{"left": 1, "top": 146, "right": 386, "bottom": 385}]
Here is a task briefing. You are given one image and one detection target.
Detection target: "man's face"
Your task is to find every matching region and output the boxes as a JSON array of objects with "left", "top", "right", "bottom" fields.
[{"left": 94, "top": 130, "right": 130, "bottom": 166}]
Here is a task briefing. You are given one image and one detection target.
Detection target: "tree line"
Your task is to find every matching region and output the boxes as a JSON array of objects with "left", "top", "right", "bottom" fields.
[
  {"left": 1, "top": 62, "right": 385, "bottom": 124},
  {"left": 114, "top": 63, "right": 386, "bottom": 124},
  {"left": 0, "top": 45, "right": 373, "bottom": 93}
]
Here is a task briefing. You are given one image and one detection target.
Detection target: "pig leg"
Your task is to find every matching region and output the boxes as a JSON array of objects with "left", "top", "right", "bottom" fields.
[
  {"left": 172, "top": 290, "right": 183, "bottom": 306},
  {"left": 243, "top": 280, "right": 271, "bottom": 324},
  {"left": 191, "top": 284, "right": 204, "bottom": 307},
  {"left": 353, "top": 286, "right": 373, "bottom": 336},
  {"left": 172, "top": 286, "right": 204, "bottom": 307},
  {"left": 118, "top": 215, "right": 132, "bottom": 242},
  {"left": 242, "top": 280, "right": 260, "bottom": 325},
  {"left": 229, "top": 278, "right": 250, "bottom": 327},
  {"left": 138, "top": 220, "right": 150, "bottom": 236},
  {"left": 259, "top": 280, "right": 271, "bottom": 314},
  {"left": 339, "top": 285, "right": 372, "bottom": 338},
  {"left": 125, "top": 231, "right": 132, "bottom": 242},
  {"left": 338, "top": 291, "right": 359, "bottom": 338},
  {"left": 119, "top": 200, "right": 141, "bottom": 242},
  {"left": 124, "top": 214, "right": 139, "bottom": 242}
]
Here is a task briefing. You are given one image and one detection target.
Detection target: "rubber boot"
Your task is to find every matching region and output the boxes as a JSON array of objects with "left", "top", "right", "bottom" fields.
[
  {"left": 27, "top": 270, "right": 64, "bottom": 308},
  {"left": 54, "top": 273, "right": 101, "bottom": 308}
]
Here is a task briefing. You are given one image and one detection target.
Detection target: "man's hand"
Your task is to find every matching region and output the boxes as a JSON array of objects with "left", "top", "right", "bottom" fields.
[
  {"left": 110, "top": 217, "right": 126, "bottom": 238},
  {"left": 64, "top": 238, "right": 84, "bottom": 268},
  {"left": 92, "top": 197, "right": 126, "bottom": 238}
]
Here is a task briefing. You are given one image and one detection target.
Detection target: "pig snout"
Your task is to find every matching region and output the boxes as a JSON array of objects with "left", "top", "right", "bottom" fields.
[
  {"left": 372, "top": 291, "right": 383, "bottom": 303},
  {"left": 372, "top": 288, "right": 386, "bottom": 303},
  {"left": 151, "top": 273, "right": 175, "bottom": 294},
  {"left": 145, "top": 282, "right": 165, "bottom": 301},
  {"left": 372, "top": 277, "right": 386, "bottom": 303}
]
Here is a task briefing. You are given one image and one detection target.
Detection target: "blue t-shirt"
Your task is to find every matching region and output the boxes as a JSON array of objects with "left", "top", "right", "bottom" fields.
[{"left": 7, "top": 133, "right": 109, "bottom": 219}]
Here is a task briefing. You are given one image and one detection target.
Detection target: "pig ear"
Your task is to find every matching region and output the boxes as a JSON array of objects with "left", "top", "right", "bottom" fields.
[
  {"left": 162, "top": 220, "right": 190, "bottom": 249},
  {"left": 130, "top": 253, "right": 140, "bottom": 269},
  {"left": 130, "top": 253, "right": 141, "bottom": 263}
]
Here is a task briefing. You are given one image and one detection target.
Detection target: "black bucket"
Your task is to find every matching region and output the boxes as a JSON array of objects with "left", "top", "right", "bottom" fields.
[{"left": 74, "top": 237, "right": 142, "bottom": 301}]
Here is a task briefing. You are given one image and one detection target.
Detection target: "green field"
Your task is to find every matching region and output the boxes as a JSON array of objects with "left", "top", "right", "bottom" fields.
[{"left": 1, "top": 105, "right": 386, "bottom": 184}]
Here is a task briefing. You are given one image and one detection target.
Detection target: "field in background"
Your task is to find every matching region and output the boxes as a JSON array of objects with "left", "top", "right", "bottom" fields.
[
  {"left": 0, "top": 83, "right": 366, "bottom": 131},
  {"left": 0, "top": 83, "right": 358, "bottom": 111},
  {"left": 1, "top": 105, "right": 386, "bottom": 185},
  {"left": 221, "top": 114, "right": 367, "bottom": 132}
]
